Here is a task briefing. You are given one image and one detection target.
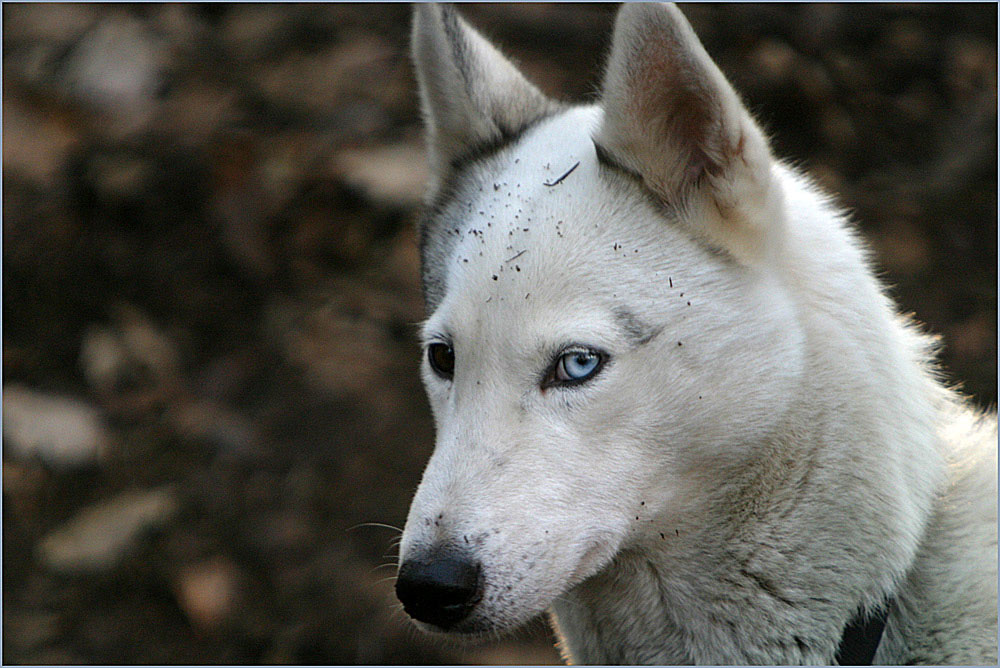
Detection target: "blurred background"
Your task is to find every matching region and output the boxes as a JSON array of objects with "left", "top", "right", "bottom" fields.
[{"left": 3, "top": 3, "right": 996, "bottom": 664}]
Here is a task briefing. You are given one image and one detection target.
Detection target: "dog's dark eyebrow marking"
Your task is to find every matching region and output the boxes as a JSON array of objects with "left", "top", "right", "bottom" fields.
[
  {"left": 543, "top": 161, "right": 580, "bottom": 187},
  {"left": 613, "top": 307, "right": 663, "bottom": 347}
]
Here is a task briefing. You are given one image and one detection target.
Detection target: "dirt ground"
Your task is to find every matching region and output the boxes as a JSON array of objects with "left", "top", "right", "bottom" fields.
[{"left": 3, "top": 3, "right": 995, "bottom": 665}]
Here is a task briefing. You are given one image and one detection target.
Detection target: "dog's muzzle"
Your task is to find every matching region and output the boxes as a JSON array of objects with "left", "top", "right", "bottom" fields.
[{"left": 396, "top": 548, "right": 483, "bottom": 629}]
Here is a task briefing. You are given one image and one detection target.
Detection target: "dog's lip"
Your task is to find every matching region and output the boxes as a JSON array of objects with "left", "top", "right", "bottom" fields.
[{"left": 410, "top": 612, "right": 497, "bottom": 637}]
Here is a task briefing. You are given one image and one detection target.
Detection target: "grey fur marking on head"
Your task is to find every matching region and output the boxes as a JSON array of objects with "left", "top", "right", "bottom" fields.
[{"left": 613, "top": 307, "right": 663, "bottom": 347}]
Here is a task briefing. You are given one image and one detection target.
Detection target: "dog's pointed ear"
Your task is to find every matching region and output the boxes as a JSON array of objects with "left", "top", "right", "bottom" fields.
[
  {"left": 596, "top": 3, "right": 783, "bottom": 263},
  {"left": 412, "top": 4, "right": 557, "bottom": 187}
]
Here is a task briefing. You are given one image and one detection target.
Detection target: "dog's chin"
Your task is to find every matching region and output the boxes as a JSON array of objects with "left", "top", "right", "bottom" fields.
[
  {"left": 408, "top": 586, "right": 566, "bottom": 638},
  {"left": 410, "top": 614, "right": 528, "bottom": 639},
  {"left": 413, "top": 565, "right": 618, "bottom": 639}
]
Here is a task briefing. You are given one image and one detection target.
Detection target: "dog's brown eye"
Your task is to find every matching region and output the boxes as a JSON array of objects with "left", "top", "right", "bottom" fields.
[{"left": 427, "top": 343, "right": 455, "bottom": 379}]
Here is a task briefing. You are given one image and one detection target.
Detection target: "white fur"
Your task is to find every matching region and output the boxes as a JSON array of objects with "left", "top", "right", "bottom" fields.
[{"left": 399, "top": 4, "right": 998, "bottom": 664}]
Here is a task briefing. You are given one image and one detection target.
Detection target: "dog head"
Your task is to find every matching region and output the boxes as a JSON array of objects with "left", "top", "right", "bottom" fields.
[{"left": 397, "top": 3, "right": 805, "bottom": 635}]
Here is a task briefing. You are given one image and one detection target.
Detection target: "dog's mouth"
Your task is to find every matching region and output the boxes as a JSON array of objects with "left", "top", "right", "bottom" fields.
[
  {"left": 398, "top": 534, "right": 623, "bottom": 636},
  {"left": 409, "top": 613, "right": 499, "bottom": 637}
]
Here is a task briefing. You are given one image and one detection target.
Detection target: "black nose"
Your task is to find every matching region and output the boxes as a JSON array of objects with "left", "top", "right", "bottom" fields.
[{"left": 395, "top": 550, "right": 482, "bottom": 629}]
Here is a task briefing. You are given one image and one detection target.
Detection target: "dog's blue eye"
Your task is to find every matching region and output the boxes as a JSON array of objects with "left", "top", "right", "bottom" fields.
[{"left": 552, "top": 350, "right": 604, "bottom": 385}]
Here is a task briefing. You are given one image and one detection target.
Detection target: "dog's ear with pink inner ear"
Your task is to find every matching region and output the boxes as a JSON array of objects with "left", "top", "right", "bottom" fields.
[{"left": 596, "top": 2, "right": 784, "bottom": 265}]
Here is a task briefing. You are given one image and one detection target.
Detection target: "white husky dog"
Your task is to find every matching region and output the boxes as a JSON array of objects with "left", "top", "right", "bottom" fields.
[{"left": 395, "top": 4, "right": 997, "bottom": 664}]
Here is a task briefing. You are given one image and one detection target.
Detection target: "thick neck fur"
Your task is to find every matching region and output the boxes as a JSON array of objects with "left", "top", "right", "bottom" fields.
[
  {"left": 550, "top": 166, "right": 949, "bottom": 665},
  {"left": 552, "top": 405, "right": 934, "bottom": 664}
]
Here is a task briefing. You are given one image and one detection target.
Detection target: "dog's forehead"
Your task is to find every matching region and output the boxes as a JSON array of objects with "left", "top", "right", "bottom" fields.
[
  {"left": 422, "top": 106, "right": 610, "bottom": 314},
  {"left": 489, "top": 104, "right": 602, "bottom": 187}
]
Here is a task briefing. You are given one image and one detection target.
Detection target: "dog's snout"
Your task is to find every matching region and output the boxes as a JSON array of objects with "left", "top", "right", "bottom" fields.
[{"left": 396, "top": 550, "right": 482, "bottom": 629}]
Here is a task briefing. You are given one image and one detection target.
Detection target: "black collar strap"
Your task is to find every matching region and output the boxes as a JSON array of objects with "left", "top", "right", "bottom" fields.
[{"left": 834, "top": 603, "right": 890, "bottom": 665}]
